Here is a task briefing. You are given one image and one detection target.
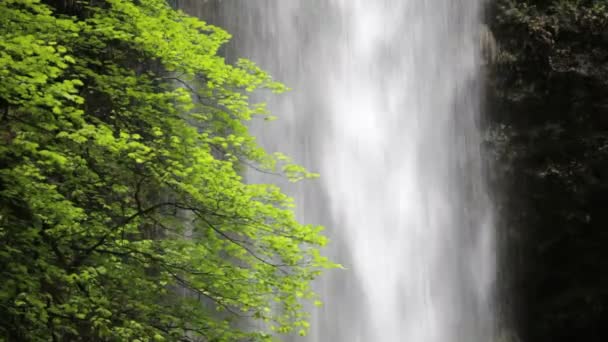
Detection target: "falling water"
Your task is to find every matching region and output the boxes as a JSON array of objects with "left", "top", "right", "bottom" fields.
[{"left": 183, "top": 1, "right": 495, "bottom": 341}]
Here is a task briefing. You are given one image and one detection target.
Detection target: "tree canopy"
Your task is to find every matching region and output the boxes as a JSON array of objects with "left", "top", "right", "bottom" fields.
[{"left": 0, "top": 0, "right": 335, "bottom": 340}]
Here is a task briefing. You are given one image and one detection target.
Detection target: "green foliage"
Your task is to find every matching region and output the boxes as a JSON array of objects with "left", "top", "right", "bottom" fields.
[{"left": 0, "top": 0, "right": 336, "bottom": 340}]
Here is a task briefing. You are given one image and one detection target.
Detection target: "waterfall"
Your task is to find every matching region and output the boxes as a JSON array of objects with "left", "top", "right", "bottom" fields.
[{"left": 183, "top": 1, "right": 495, "bottom": 341}]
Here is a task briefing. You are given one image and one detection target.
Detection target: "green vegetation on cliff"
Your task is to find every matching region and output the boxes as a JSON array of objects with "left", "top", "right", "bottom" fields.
[
  {"left": 488, "top": 1, "right": 608, "bottom": 341},
  {"left": 0, "top": 0, "right": 334, "bottom": 340}
]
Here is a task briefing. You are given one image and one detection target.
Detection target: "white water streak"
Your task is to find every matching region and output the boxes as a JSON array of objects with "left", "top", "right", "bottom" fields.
[{"left": 188, "top": 1, "right": 496, "bottom": 341}]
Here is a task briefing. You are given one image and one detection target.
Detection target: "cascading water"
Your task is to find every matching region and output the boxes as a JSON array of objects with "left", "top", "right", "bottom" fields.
[{"left": 184, "top": 1, "right": 495, "bottom": 341}]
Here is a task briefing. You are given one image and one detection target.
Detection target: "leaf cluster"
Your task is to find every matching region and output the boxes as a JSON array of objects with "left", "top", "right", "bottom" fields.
[{"left": 0, "top": 0, "right": 336, "bottom": 341}]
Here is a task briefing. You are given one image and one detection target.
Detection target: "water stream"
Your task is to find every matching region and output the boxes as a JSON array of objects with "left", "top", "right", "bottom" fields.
[{"left": 183, "top": 1, "right": 495, "bottom": 341}]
